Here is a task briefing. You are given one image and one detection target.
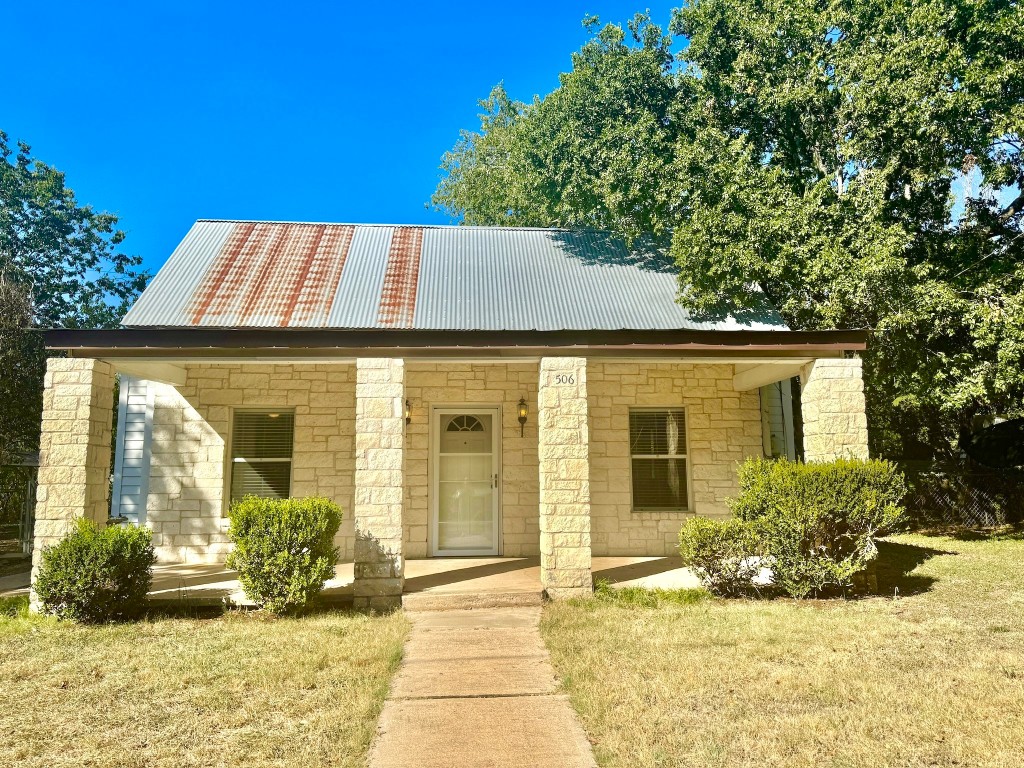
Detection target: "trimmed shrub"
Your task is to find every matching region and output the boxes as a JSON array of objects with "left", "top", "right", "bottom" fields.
[
  {"left": 678, "top": 516, "right": 760, "bottom": 596},
  {"left": 226, "top": 496, "right": 342, "bottom": 614},
  {"left": 34, "top": 519, "right": 155, "bottom": 622},
  {"left": 730, "top": 457, "right": 907, "bottom": 598}
]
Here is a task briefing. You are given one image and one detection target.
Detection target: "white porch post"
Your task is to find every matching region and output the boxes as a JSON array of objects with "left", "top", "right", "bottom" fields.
[
  {"left": 30, "top": 358, "right": 116, "bottom": 607},
  {"left": 537, "top": 356, "right": 592, "bottom": 599},
  {"left": 352, "top": 357, "right": 406, "bottom": 611},
  {"left": 800, "top": 357, "right": 870, "bottom": 461}
]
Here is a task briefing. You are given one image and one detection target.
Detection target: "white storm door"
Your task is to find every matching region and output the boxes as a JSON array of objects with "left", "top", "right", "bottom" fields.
[{"left": 432, "top": 407, "right": 501, "bottom": 556}]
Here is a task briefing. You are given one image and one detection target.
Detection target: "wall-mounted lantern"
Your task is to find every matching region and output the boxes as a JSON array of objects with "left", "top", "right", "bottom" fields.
[
  {"left": 517, "top": 397, "right": 529, "bottom": 437},
  {"left": 405, "top": 399, "right": 412, "bottom": 425}
]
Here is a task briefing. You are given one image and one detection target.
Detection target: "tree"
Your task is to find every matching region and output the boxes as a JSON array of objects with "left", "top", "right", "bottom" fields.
[
  {"left": 434, "top": 3, "right": 1024, "bottom": 459},
  {"left": 0, "top": 131, "right": 147, "bottom": 459}
]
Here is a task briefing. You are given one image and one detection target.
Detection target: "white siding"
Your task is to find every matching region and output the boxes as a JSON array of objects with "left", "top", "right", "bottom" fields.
[
  {"left": 111, "top": 376, "right": 153, "bottom": 523},
  {"left": 760, "top": 378, "right": 797, "bottom": 460}
]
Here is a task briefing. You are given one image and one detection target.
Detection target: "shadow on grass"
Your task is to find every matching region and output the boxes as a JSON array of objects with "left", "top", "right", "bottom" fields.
[
  {"left": 913, "top": 524, "right": 1024, "bottom": 542},
  {"left": 872, "top": 540, "right": 950, "bottom": 597}
]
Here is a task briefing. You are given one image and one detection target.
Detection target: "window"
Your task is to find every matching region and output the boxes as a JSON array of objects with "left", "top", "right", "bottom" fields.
[
  {"left": 230, "top": 410, "right": 294, "bottom": 502},
  {"left": 629, "top": 409, "right": 689, "bottom": 511}
]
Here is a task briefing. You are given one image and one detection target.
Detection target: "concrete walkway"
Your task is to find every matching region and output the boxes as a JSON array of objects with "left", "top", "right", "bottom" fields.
[{"left": 369, "top": 606, "right": 597, "bottom": 768}]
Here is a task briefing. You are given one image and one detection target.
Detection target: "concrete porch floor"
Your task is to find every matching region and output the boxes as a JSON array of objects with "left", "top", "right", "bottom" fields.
[
  {"left": 0, "top": 556, "right": 702, "bottom": 604},
  {"left": 146, "top": 556, "right": 701, "bottom": 606}
]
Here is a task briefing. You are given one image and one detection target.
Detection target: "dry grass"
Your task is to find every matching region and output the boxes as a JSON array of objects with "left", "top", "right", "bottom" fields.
[
  {"left": 542, "top": 532, "right": 1024, "bottom": 768},
  {"left": 0, "top": 603, "right": 408, "bottom": 768}
]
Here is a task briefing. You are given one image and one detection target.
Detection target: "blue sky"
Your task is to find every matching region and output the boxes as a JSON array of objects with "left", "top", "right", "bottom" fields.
[{"left": 2, "top": 1, "right": 673, "bottom": 274}]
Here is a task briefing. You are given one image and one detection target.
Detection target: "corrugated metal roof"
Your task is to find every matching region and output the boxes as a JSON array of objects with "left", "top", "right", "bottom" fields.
[{"left": 122, "top": 220, "right": 788, "bottom": 331}]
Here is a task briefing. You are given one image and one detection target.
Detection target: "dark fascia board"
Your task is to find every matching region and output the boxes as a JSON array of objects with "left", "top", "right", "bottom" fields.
[{"left": 45, "top": 327, "right": 868, "bottom": 358}]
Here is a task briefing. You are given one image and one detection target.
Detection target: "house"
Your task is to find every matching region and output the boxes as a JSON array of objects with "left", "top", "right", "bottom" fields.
[{"left": 33, "top": 220, "right": 869, "bottom": 609}]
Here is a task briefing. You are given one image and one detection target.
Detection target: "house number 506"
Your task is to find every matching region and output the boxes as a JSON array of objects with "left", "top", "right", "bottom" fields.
[{"left": 554, "top": 374, "right": 576, "bottom": 385}]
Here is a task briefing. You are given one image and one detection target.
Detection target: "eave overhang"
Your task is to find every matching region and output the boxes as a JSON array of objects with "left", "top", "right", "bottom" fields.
[{"left": 45, "top": 327, "right": 867, "bottom": 360}]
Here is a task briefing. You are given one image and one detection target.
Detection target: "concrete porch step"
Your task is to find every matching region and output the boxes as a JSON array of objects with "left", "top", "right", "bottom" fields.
[{"left": 402, "top": 590, "right": 543, "bottom": 612}]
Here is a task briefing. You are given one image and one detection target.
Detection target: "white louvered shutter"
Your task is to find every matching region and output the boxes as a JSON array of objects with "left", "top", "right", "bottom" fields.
[{"left": 111, "top": 376, "right": 154, "bottom": 523}]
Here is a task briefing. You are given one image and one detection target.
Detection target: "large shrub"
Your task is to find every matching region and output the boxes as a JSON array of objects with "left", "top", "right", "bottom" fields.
[
  {"left": 678, "top": 516, "right": 760, "bottom": 596},
  {"left": 34, "top": 519, "right": 155, "bottom": 622},
  {"left": 731, "top": 457, "right": 907, "bottom": 598},
  {"left": 226, "top": 496, "right": 342, "bottom": 614}
]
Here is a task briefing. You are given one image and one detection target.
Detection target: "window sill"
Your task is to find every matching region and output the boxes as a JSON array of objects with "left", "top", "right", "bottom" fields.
[{"left": 631, "top": 508, "right": 691, "bottom": 514}]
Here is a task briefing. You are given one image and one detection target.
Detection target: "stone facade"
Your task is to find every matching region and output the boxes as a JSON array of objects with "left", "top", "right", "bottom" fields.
[
  {"left": 146, "top": 364, "right": 356, "bottom": 563},
  {"left": 588, "top": 362, "right": 765, "bottom": 555},
  {"left": 352, "top": 358, "right": 405, "bottom": 610},
  {"left": 403, "top": 362, "right": 539, "bottom": 557},
  {"left": 41, "top": 357, "right": 867, "bottom": 588},
  {"left": 800, "top": 357, "right": 870, "bottom": 461},
  {"left": 30, "top": 358, "right": 116, "bottom": 596},
  {"left": 537, "top": 357, "right": 592, "bottom": 599},
  {"left": 129, "top": 359, "right": 775, "bottom": 564}
]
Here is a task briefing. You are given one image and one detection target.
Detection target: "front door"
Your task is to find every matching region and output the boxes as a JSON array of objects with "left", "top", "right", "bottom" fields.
[{"left": 431, "top": 407, "right": 500, "bottom": 556}]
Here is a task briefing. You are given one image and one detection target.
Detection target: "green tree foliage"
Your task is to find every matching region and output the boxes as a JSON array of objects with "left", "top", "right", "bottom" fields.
[
  {"left": 0, "top": 132, "right": 147, "bottom": 458},
  {"left": 434, "top": 3, "right": 1024, "bottom": 459}
]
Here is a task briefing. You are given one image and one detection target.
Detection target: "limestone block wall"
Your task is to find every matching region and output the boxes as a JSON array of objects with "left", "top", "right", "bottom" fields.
[
  {"left": 146, "top": 363, "right": 356, "bottom": 563},
  {"left": 800, "top": 357, "right": 869, "bottom": 461},
  {"left": 403, "top": 362, "right": 539, "bottom": 557},
  {"left": 538, "top": 357, "right": 592, "bottom": 598},
  {"left": 31, "top": 358, "right": 115, "bottom": 584},
  {"left": 587, "top": 362, "right": 764, "bottom": 556},
  {"left": 352, "top": 358, "right": 405, "bottom": 610},
  {"left": 142, "top": 360, "right": 770, "bottom": 564}
]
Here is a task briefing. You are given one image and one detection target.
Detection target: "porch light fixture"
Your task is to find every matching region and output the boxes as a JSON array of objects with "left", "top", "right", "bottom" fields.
[
  {"left": 517, "top": 397, "right": 528, "bottom": 436},
  {"left": 405, "top": 399, "right": 411, "bottom": 425}
]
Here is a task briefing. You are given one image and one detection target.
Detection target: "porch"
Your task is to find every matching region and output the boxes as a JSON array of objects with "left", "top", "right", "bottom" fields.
[
  {"left": 30, "top": 327, "right": 870, "bottom": 610},
  {"left": 1, "top": 556, "right": 698, "bottom": 605},
  {"left": 147, "top": 555, "right": 700, "bottom": 607}
]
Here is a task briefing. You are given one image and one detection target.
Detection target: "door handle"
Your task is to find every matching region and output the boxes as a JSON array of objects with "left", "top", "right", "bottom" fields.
[{"left": 493, "top": 473, "right": 499, "bottom": 489}]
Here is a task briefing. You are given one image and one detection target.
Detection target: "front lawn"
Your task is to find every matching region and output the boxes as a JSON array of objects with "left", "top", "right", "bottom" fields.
[
  {"left": 542, "top": 532, "right": 1024, "bottom": 768},
  {"left": 0, "top": 602, "right": 408, "bottom": 768}
]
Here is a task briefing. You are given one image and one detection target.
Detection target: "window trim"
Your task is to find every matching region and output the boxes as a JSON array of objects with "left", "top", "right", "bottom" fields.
[
  {"left": 627, "top": 406, "right": 693, "bottom": 513},
  {"left": 227, "top": 407, "right": 296, "bottom": 504}
]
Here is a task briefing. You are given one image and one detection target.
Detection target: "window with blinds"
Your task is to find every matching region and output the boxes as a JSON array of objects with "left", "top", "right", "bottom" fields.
[
  {"left": 629, "top": 409, "right": 689, "bottom": 511},
  {"left": 230, "top": 411, "right": 294, "bottom": 502}
]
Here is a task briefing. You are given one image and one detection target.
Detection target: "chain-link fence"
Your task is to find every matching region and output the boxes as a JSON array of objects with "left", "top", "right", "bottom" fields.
[
  {"left": 900, "top": 461, "right": 1024, "bottom": 528},
  {"left": 0, "top": 458, "right": 37, "bottom": 555}
]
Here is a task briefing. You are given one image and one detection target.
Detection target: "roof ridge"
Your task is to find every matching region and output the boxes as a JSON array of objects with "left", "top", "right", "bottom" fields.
[{"left": 194, "top": 218, "right": 614, "bottom": 233}]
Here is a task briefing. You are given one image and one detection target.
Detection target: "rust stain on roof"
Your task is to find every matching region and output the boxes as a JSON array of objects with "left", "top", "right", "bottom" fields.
[
  {"left": 186, "top": 222, "right": 354, "bottom": 326},
  {"left": 376, "top": 227, "right": 423, "bottom": 327}
]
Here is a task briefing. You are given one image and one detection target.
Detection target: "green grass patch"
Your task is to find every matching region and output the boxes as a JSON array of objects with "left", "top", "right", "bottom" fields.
[{"left": 543, "top": 533, "right": 1024, "bottom": 768}]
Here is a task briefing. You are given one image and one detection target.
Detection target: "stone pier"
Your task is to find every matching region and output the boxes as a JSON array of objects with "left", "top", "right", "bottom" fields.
[
  {"left": 30, "top": 358, "right": 115, "bottom": 605},
  {"left": 353, "top": 358, "right": 406, "bottom": 611},
  {"left": 537, "top": 357, "right": 592, "bottom": 599},
  {"left": 800, "top": 357, "right": 870, "bottom": 461}
]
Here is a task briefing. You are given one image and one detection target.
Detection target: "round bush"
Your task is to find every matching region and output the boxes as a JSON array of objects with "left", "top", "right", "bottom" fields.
[
  {"left": 226, "top": 496, "right": 342, "bottom": 614},
  {"left": 678, "top": 516, "right": 760, "bottom": 596},
  {"left": 731, "top": 457, "right": 907, "bottom": 598},
  {"left": 34, "top": 519, "right": 155, "bottom": 622}
]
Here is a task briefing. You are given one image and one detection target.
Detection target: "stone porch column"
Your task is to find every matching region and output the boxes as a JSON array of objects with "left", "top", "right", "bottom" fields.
[
  {"left": 30, "top": 358, "right": 116, "bottom": 605},
  {"left": 537, "top": 357, "right": 592, "bottom": 599},
  {"left": 352, "top": 358, "right": 405, "bottom": 611},
  {"left": 800, "top": 357, "right": 870, "bottom": 461}
]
